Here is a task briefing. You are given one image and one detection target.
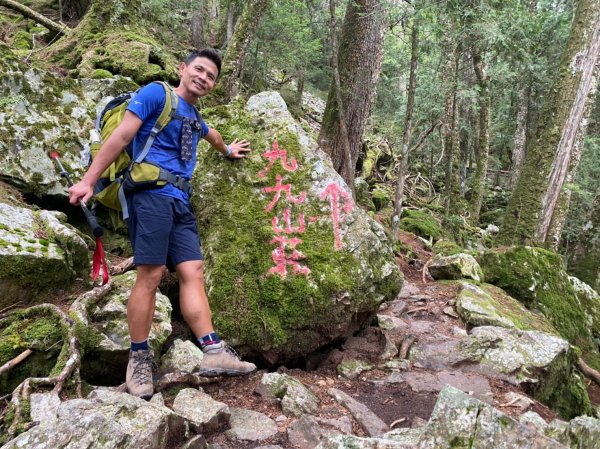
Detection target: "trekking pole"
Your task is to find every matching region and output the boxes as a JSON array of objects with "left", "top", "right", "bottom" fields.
[
  {"left": 50, "top": 151, "right": 109, "bottom": 285},
  {"left": 50, "top": 152, "right": 104, "bottom": 237}
]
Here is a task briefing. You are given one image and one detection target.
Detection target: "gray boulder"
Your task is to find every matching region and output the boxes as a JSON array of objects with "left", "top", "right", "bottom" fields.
[
  {"left": 172, "top": 388, "right": 230, "bottom": 433},
  {"left": 416, "top": 386, "right": 567, "bottom": 448},
  {"left": 410, "top": 326, "right": 591, "bottom": 418},
  {"left": 0, "top": 203, "right": 89, "bottom": 308},
  {"left": 456, "top": 282, "right": 557, "bottom": 333},
  {"left": 0, "top": 44, "right": 136, "bottom": 197},
  {"left": 1, "top": 390, "right": 187, "bottom": 449},
  {"left": 192, "top": 91, "right": 402, "bottom": 363},
  {"left": 256, "top": 372, "right": 319, "bottom": 417},
  {"left": 428, "top": 253, "right": 483, "bottom": 281}
]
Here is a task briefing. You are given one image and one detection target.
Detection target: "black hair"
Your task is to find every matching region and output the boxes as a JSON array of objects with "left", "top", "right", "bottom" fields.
[{"left": 184, "top": 49, "right": 222, "bottom": 77}]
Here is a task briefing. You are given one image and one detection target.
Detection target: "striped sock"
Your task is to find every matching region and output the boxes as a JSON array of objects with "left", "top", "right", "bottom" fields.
[
  {"left": 199, "top": 332, "right": 223, "bottom": 354},
  {"left": 131, "top": 339, "right": 149, "bottom": 352}
]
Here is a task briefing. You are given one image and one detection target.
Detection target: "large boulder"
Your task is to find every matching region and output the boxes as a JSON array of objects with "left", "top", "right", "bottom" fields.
[
  {"left": 477, "top": 246, "right": 600, "bottom": 364},
  {"left": 416, "top": 386, "right": 568, "bottom": 448},
  {"left": 410, "top": 326, "right": 592, "bottom": 418},
  {"left": 0, "top": 201, "right": 89, "bottom": 308},
  {"left": 428, "top": 253, "right": 483, "bottom": 281},
  {"left": 0, "top": 390, "right": 188, "bottom": 449},
  {"left": 0, "top": 43, "right": 136, "bottom": 197},
  {"left": 456, "top": 282, "right": 557, "bottom": 333},
  {"left": 192, "top": 92, "right": 402, "bottom": 363}
]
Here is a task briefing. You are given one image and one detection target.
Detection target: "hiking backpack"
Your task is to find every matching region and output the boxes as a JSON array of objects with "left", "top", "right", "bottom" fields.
[{"left": 90, "top": 81, "right": 201, "bottom": 221}]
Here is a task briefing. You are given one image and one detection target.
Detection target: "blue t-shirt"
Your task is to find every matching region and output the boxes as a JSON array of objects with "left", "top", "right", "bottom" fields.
[{"left": 126, "top": 82, "right": 209, "bottom": 202}]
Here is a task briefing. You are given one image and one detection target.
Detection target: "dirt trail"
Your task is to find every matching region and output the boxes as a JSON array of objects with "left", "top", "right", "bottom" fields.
[{"left": 199, "top": 232, "right": 600, "bottom": 448}]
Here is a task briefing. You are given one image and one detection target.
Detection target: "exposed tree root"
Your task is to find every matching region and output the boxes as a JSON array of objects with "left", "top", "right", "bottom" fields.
[
  {"left": 111, "top": 257, "right": 134, "bottom": 275},
  {"left": 399, "top": 334, "right": 417, "bottom": 360},
  {"left": 577, "top": 357, "right": 600, "bottom": 386},
  {"left": 0, "top": 350, "right": 32, "bottom": 376},
  {"left": 3, "top": 281, "right": 112, "bottom": 439}
]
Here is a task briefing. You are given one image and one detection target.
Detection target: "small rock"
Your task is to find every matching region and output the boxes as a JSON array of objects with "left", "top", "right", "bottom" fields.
[
  {"left": 328, "top": 388, "right": 388, "bottom": 437},
  {"left": 226, "top": 407, "right": 278, "bottom": 442},
  {"left": 336, "top": 358, "right": 374, "bottom": 380},
  {"left": 161, "top": 339, "right": 204, "bottom": 373},
  {"left": 172, "top": 388, "right": 230, "bottom": 433}
]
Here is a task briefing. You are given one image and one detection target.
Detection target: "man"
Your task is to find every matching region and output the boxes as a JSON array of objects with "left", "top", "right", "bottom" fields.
[{"left": 69, "top": 49, "right": 256, "bottom": 399}]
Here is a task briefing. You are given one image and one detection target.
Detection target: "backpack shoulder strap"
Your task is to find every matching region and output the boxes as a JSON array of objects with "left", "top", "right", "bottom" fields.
[{"left": 133, "top": 81, "right": 179, "bottom": 164}]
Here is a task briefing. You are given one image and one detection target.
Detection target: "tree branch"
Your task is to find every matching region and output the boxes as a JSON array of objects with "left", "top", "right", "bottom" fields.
[{"left": 0, "top": 0, "right": 68, "bottom": 36}]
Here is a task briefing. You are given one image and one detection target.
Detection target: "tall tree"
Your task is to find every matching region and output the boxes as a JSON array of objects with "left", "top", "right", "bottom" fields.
[
  {"left": 499, "top": 0, "right": 600, "bottom": 245},
  {"left": 220, "top": 0, "right": 269, "bottom": 100},
  {"left": 441, "top": 12, "right": 462, "bottom": 216},
  {"left": 469, "top": 2, "right": 491, "bottom": 226},
  {"left": 318, "top": 0, "right": 388, "bottom": 190},
  {"left": 547, "top": 62, "right": 600, "bottom": 248},
  {"left": 392, "top": 14, "right": 419, "bottom": 238},
  {"left": 508, "top": 0, "right": 538, "bottom": 189}
]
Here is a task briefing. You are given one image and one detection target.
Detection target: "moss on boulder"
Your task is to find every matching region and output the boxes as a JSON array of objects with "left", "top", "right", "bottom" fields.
[
  {"left": 192, "top": 92, "right": 402, "bottom": 363},
  {"left": 456, "top": 282, "right": 557, "bottom": 333},
  {"left": 0, "top": 203, "right": 89, "bottom": 309},
  {"left": 477, "top": 246, "right": 600, "bottom": 368},
  {"left": 0, "top": 312, "right": 63, "bottom": 395},
  {"left": 0, "top": 43, "right": 137, "bottom": 197},
  {"left": 399, "top": 209, "right": 442, "bottom": 241},
  {"left": 40, "top": 0, "right": 178, "bottom": 84}
]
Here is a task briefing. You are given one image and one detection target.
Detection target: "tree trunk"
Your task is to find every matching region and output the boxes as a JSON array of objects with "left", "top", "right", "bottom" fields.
[
  {"left": 470, "top": 44, "right": 491, "bottom": 225},
  {"left": 191, "top": 0, "right": 208, "bottom": 49},
  {"left": 0, "top": 0, "right": 68, "bottom": 35},
  {"left": 220, "top": 0, "right": 269, "bottom": 100},
  {"left": 569, "top": 190, "right": 600, "bottom": 291},
  {"left": 509, "top": 0, "right": 538, "bottom": 189},
  {"left": 226, "top": 1, "right": 236, "bottom": 44},
  {"left": 442, "top": 28, "right": 461, "bottom": 216},
  {"left": 392, "top": 17, "right": 419, "bottom": 238},
  {"left": 509, "top": 83, "right": 531, "bottom": 188},
  {"left": 499, "top": 0, "right": 600, "bottom": 245},
  {"left": 295, "top": 66, "right": 305, "bottom": 106},
  {"left": 534, "top": 8, "right": 600, "bottom": 243},
  {"left": 326, "top": 0, "right": 353, "bottom": 195},
  {"left": 318, "top": 0, "right": 388, "bottom": 191},
  {"left": 547, "top": 61, "right": 600, "bottom": 249}
]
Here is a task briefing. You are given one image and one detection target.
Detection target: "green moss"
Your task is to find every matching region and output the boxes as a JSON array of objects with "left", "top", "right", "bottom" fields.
[
  {"left": 0, "top": 313, "right": 63, "bottom": 395},
  {"left": 12, "top": 30, "right": 32, "bottom": 51},
  {"left": 432, "top": 239, "right": 463, "bottom": 256},
  {"left": 91, "top": 68, "right": 113, "bottom": 79},
  {"left": 399, "top": 209, "right": 443, "bottom": 241}
]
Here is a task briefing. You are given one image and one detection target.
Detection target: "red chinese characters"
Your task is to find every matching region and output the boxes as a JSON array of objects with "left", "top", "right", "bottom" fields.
[
  {"left": 261, "top": 140, "right": 309, "bottom": 278},
  {"left": 260, "top": 140, "right": 355, "bottom": 278}
]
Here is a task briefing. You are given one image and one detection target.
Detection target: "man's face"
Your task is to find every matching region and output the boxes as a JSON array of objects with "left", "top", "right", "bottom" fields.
[{"left": 179, "top": 56, "right": 219, "bottom": 98}]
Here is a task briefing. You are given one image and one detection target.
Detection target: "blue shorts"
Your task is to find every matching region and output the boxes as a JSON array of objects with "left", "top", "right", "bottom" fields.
[{"left": 126, "top": 190, "right": 203, "bottom": 271}]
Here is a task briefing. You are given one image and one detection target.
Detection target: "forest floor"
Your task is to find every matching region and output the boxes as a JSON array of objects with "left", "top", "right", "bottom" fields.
[{"left": 173, "top": 231, "right": 600, "bottom": 448}]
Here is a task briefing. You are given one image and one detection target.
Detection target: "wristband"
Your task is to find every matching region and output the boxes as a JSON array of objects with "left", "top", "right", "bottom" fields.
[{"left": 225, "top": 145, "right": 232, "bottom": 158}]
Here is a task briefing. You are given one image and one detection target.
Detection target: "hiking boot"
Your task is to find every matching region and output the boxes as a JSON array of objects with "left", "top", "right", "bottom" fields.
[
  {"left": 197, "top": 345, "right": 256, "bottom": 377},
  {"left": 126, "top": 349, "right": 154, "bottom": 399}
]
